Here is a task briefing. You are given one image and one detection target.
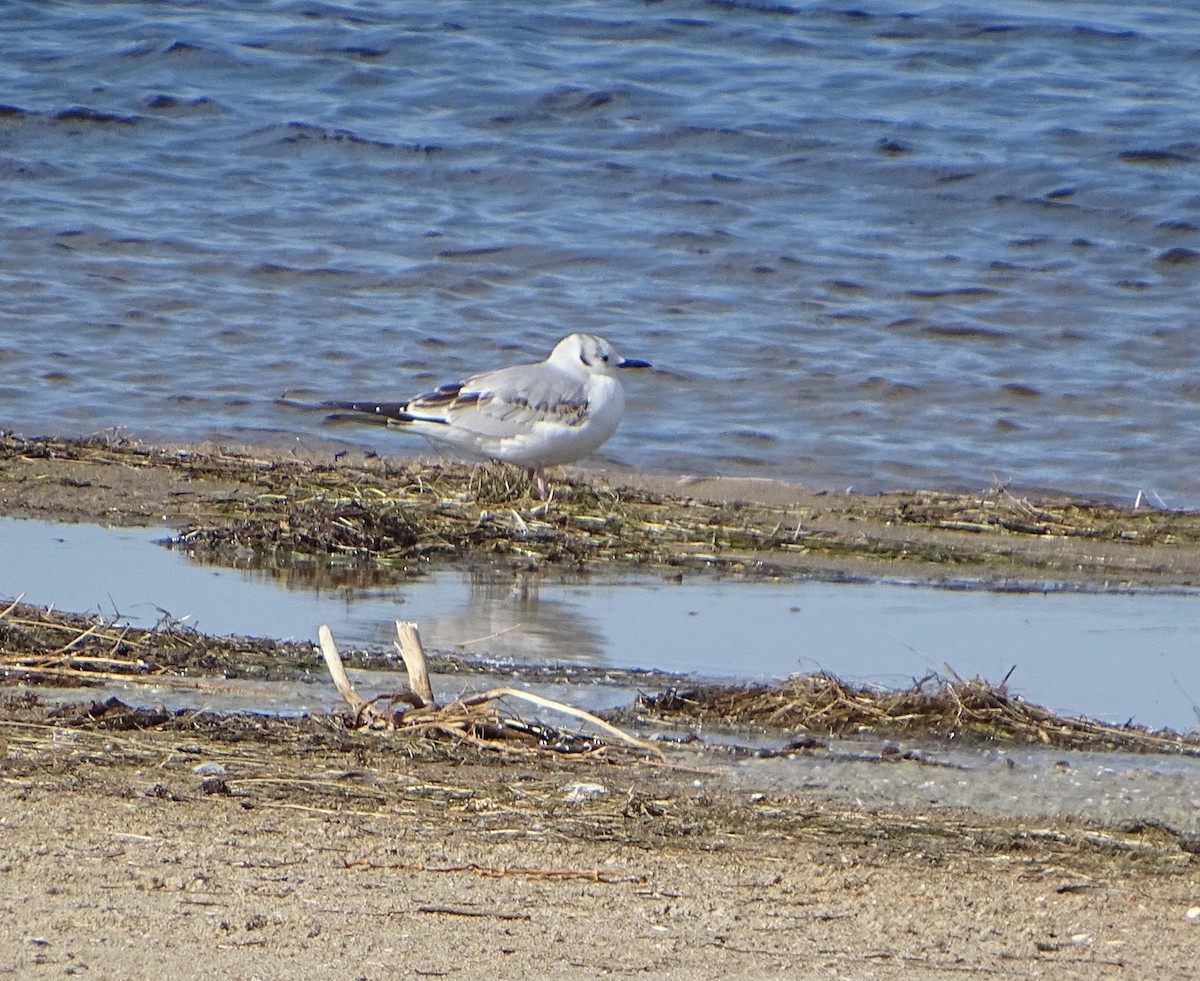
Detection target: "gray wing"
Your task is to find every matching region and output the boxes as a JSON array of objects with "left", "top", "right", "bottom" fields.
[{"left": 425, "top": 362, "right": 591, "bottom": 438}]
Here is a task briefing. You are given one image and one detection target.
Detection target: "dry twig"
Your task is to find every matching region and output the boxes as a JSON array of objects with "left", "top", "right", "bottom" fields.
[{"left": 319, "top": 621, "right": 661, "bottom": 758}]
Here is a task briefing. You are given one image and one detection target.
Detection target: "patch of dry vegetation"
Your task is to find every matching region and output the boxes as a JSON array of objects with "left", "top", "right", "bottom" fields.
[
  {"left": 4, "top": 598, "right": 1198, "bottom": 755},
  {"left": 634, "top": 674, "right": 1200, "bottom": 753},
  {"left": 890, "top": 487, "right": 1199, "bottom": 546},
  {"left": 7, "top": 434, "right": 1200, "bottom": 580},
  {"left": 0, "top": 598, "right": 318, "bottom": 684}
]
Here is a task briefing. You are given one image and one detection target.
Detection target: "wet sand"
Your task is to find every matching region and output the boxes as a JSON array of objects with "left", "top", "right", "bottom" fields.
[{"left": 2, "top": 435, "right": 1200, "bottom": 976}]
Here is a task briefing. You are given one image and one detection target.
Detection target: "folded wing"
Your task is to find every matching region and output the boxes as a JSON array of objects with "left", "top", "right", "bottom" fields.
[{"left": 411, "top": 364, "right": 591, "bottom": 438}]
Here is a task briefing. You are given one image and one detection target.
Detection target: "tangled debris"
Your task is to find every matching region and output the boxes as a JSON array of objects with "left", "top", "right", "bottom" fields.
[
  {"left": 318, "top": 621, "right": 661, "bottom": 759},
  {"left": 0, "top": 598, "right": 660, "bottom": 760},
  {"left": 0, "top": 596, "right": 319, "bottom": 684},
  {"left": 4, "top": 598, "right": 1198, "bottom": 755},
  {"left": 6, "top": 433, "right": 1200, "bottom": 583},
  {"left": 634, "top": 673, "right": 1200, "bottom": 753},
  {"left": 892, "top": 488, "right": 1191, "bottom": 543}
]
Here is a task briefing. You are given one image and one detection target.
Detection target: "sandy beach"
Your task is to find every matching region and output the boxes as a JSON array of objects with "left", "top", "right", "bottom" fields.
[
  {"left": 11, "top": 2, "right": 1200, "bottom": 974},
  {"left": 2, "top": 435, "right": 1199, "bottom": 978}
]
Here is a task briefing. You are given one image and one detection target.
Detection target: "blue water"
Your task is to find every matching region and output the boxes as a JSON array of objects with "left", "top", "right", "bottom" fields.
[{"left": 3, "top": 2, "right": 1200, "bottom": 503}]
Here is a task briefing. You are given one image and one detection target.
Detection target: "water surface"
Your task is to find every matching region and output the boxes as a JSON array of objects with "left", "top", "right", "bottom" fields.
[
  {"left": 3, "top": 516, "right": 1197, "bottom": 733},
  {"left": 2, "top": 2, "right": 1200, "bottom": 503}
]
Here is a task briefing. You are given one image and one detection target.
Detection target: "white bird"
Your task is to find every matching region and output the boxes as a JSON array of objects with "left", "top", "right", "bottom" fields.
[{"left": 325, "top": 333, "right": 651, "bottom": 497}]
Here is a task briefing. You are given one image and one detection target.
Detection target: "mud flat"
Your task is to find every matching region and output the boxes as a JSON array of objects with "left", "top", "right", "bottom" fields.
[
  {"left": 4, "top": 433, "right": 1200, "bottom": 587},
  {"left": 2, "top": 435, "right": 1200, "bottom": 977}
]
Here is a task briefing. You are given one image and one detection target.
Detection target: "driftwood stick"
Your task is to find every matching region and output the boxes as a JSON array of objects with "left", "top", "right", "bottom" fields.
[
  {"left": 461, "top": 686, "right": 662, "bottom": 756},
  {"left": 394, "top": 620, "right": 435, "bottom": 707},
  {"left": 318, "top": 624, "right": 368, "bottom": 714},
  {"left": 320, "top": 623, "right": 660, "bottom": 755},
  {"left": 49, "top": 621, "right": 101, "bottom": 657},
  {"left": 0, "top": 594, "right": 25, "bottom": 621}
]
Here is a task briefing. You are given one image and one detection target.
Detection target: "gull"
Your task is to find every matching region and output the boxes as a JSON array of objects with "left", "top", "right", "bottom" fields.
[{"left": 325, "top": 333, "right": 651, "bottom": 497}]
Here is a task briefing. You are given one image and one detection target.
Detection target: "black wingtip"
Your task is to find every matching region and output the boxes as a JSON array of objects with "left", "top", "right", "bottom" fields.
[{"left": 322, "top": 400, "right": 417, "bottom": 423}]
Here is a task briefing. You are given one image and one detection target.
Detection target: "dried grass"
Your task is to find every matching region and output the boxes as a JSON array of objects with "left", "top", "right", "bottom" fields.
[
  {"left": 0, "top": 598, "right": 315, "bottom": 685},
  {"left": 0, "top": 600, "right": 660, "bottom": 761},
  {"left": 637, "top": 672, "right": 1200, "bottom": 753},
  {"left": 5, "top": 598, "right": 1198, "bottom": 757},
  {"left": 891, "top": 485, "right": 1187, "bottom": 543},
  {"left": 13, "top": 433, "right": 1200, "bottom": 576}
]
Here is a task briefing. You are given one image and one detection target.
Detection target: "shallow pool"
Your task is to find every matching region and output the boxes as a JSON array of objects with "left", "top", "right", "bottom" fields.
[{"left": 2, "top": 516, "right": 1198, "bottom": 733}]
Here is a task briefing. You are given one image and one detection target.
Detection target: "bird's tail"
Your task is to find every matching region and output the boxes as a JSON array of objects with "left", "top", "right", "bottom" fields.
[{"left": 321, "top": 400, "right": 418, "bottom": 425}]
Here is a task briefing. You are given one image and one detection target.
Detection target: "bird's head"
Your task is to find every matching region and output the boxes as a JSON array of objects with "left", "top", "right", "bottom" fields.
[{"left": 552, "top": 333, "right": 652, "bottom": 375}]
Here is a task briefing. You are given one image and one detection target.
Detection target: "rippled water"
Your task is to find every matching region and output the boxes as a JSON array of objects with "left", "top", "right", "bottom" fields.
[{"left": 4, "top": 2, "right": 1200, "bottom": 503}]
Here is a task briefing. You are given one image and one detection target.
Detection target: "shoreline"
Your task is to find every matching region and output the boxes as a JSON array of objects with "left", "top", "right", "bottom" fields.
[
  {"left": 4, "top": 433, "right": 1200, "bottom": 590},
  {"left": 3, "top": 434, "right": 1200, "bottom": 976}
]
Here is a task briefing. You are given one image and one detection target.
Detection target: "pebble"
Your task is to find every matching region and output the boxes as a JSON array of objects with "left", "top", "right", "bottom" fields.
[{"left": 561, "top": 782, "right": 607, "bottom": 803}]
